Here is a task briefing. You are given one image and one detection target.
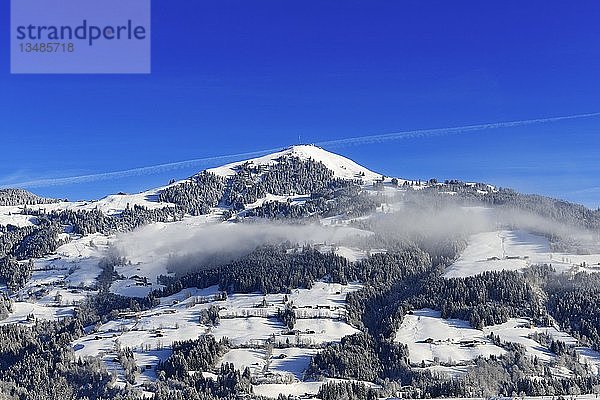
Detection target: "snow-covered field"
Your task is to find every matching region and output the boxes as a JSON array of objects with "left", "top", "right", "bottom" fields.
[
  {"left": 395, "top": 309, "right": 600, "bottom": 378},
  {"left": 1, "top": 233, "right": 107, "bottom": 326},
  {"left": 482, "top": 319, "right": 600, "bottom": 375},
  {"left": 253, "top": 381, "right": 324, "bottom": 398},
  {"left": 445, "top": 229, "right": 600, "bottom": 278},
  {"left": 395, "top": 309, "right": 505, "bottom": 366},
  {"left": 0, "top": 300, "right": 75, "bottom": 325},
  {"left": 72, "top": 282, "right": 361, "bottom": 389},
  {"left": 253, "top": 378, "right": 381, "bottom": 399},
  {"left": 333, "top": 246, "right": 369, "bottom": 262},
  {"left": 0, "top": 206, "right": 38, "bottom": 227},
  {"left": 0, "top": 191, "right": 173, "bottom": 221}
]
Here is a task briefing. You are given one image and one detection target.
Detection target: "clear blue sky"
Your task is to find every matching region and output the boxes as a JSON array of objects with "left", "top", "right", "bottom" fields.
[{"left": 1, "top": 1, "right": 599, "bottom": 208}]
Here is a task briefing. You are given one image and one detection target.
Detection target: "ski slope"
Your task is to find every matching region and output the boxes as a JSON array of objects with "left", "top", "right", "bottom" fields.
[{"left": 445, "top": 229, "right": 600, "bottom": 278}]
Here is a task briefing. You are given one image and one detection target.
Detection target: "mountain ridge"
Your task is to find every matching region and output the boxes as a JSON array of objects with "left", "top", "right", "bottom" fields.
[
  {"left": 2, "top": 145, "right": 599, "bottom": 223},
  {"left": 0, "top": 145, "right": 446, "bottom": 214},
  {"left": 1, "top": 147, "right": 600, "bottom": 399}
]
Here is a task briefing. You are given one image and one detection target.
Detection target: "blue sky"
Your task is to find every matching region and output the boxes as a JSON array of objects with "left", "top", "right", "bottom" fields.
[{"left": 1, "top": 1, "right": 599, "bottom": 208}]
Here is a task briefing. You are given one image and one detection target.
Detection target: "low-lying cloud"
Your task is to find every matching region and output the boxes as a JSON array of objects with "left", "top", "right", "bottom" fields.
[
  {"left": 367, "top": 201, "right": 599, "bottom": 255},
  {"left": 112, "top": 220, "right": 369, "bottom": 274},
  {"left": 110, "top": 195, "right": 599, "bottom": 280}
]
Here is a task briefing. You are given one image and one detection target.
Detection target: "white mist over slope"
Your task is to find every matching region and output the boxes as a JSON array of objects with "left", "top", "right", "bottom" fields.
[
  {"left": 368, "top": 200, "right": 598, "bottom": 250},
  {"left": 112, "top": 219, "right": 370, "bottom": 275}
]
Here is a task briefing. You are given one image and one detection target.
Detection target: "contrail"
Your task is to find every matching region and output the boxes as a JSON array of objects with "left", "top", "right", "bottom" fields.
[
  {"left": 314, "top": 111, "right": 600, "bottom": 148},
  {"left": 0, "top": 148, "right": 283, "bottom": 189},
  {"left": 2, "top": 111, "right": 599, "bottom": 189}
]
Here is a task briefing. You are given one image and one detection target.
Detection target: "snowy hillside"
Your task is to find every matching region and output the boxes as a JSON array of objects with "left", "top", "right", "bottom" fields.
[
  {"left": 445, "top": 229, "right": 600, "bottom": 278},
  {"left": 208, "top": 145, "right": 385, "bottom": 183},
  {"left": 0, "top": 145, "right": 392, "bottom": 221},
  {"left": 1, "top": 147, "right": 600, "bottom": 400}
]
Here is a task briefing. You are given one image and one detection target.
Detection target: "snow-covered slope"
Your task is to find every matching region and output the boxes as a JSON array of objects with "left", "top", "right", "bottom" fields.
[
  {"left": 445, "top": 229, "right": 600, "bottom": 278},
  {"left": 37, "top": 191, "right": 171, "bottom": 216},
  {"left": 0, "top": 146, "right": 388, "bottom": 221},
  {"left": 208, "top": 145, "right": 384, "bottom": 183},
  {"left": 395, "top": 309, "right": 505, "bottom": 366}
]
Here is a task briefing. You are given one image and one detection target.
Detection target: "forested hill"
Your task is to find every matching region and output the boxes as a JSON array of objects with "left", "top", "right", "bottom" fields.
[
  {"left": 0, "top": 188, "right": 60, "bottom": 206},
  {"left": 4, "top": 145, "right": 598, "bottom": 230},
  {"left": 0, "top": 145, "right": 599, "bottom": 400}
]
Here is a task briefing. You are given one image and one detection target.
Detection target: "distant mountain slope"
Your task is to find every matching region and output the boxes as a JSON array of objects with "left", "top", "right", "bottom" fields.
[
  {"left": 0, "top": 188, "right": 59, "bottom": 206},
  {"left": 0, "top": 145, "right": 391, "bottom": 217},
  {"left": 208, "top": 145, "right": 386, "bottom": 183},
  {"left": 1, "top": 145, "right": 598, "bottom": 231}
]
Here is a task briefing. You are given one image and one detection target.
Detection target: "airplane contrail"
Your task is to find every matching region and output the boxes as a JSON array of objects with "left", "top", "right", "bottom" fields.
[
  {"left": 314, "top": 111, "right": 600, "bottom": 148},
  {"left": 2, "top": 111, "right": 599, "bottom": 189},
  {"left": 0, "top": 148, "right": 283, "bottom": 189}
]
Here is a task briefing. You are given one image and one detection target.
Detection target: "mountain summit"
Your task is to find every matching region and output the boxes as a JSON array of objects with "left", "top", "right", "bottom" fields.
[{"left": 207, "top": 145, "right": 384, "bottom": 182}]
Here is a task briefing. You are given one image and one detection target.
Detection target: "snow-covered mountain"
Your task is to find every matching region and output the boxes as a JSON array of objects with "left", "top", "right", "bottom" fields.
[
  {"left": 1, "top": 145, "right": 600, "bottom": 400},
  {"left": 208, "top": 145, "right": 384, "bottom": 182},
  {"left": 0, "top": 145, "right": 397, "bottom": 218}
]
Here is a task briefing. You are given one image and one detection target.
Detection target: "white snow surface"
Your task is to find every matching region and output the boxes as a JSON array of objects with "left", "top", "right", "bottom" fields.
[
  {"left": 445, "top": 229, "right": 600, "bottom": 278},
  {"left": 0, "top": 206, "right": 38, "bottom": 227},
  {"left": 73, "top": 282, "right": 361, "bottom": 386},
  {"left": 395, "top": 310, "right": 600, "bottom": 378},
  {"left": 395, "top": 309, "right": 505, "bottom": 365},
  {"left": 208, "top": 145, "right": 384, "bottom": 183},
  {"left": 482, "top": 319, "right": 600, "bottom": 375},
  {"left": 253, "top": 378, "right": 380, "bottom": 399},
  {"left": 19, "top": 189, "right": 173, "bottom": 217}
]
